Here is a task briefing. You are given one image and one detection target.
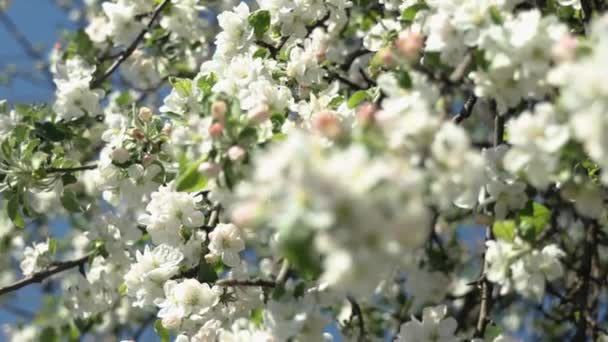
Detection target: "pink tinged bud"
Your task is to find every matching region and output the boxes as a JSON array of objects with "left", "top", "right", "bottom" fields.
[
  {"left": 130, "top": 128, "right": 145, "bottom": 141},
  {"left": 161, "top": 316, "right": 181, "bottom": 330},
  {"left": 232, "top": 202, "right": 256, "bottom": 227},
  {"left": 198, "top": 161, "right": 220, "bottom": 177},
  {"left": 208, "top": 123, "right": 224, "bottom": 138},
  {"left": 313, "top": 110, "right": 342, "bottom": 139},
  {"left": 110, "top": 147, "right": 130, "bottom": 164},
  {"left": 247, "top": 103, "right": 271, "bottom": 124},
  {"left": 227, "top": 145, "right": 246, "bottom": 162},
  {"left": 162, "top": 122, "right": 172, "bottom": 135},
  {"left": 142, "top": 154, "right": 155, "bottom": 167},
  {"left": 315, "top": 43, "right": 328, "bottom": 61},
  {"left": 552, "top": 34, "right": 578, "bottom": 62},
  {"left": 211, "top": 100, "right": 227, "bottom": 120},
  {"left": 357, "top": 102, "right": 377, "bottom": 124},
  {"left": 378, "top": 48, "right": 395, "bottom": 67},
  {"left": 395, "top": 30, "right": 424, "bottom": 60},
  {"left": 138, "top": 107, "right": 153, "bottom": 122},
  {"left": 54, "top": 42, "right": 62, "bottom": 51}
]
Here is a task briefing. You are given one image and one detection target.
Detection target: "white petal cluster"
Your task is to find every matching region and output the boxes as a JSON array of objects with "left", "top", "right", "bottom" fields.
[
  {"left": 155, "top": 279, "right": 218, "bottom": 323},
  {"left": 20, "top": 240, "right": 53, "bottom": 276},
  {"left": 229, "top": 132, "right": 431, "bottom": 295},
  {"left": 138, "top": 183, "right": 205, "bottom": 245},
  {"left": 486, "top": 239, "right": 565, "bottom": 301},
  {"left": 206, "top": 223, "right": 245, "bottom": 267},
  {"left": 396, "top": 304, "right": 458, "bottom": 342},
  {"left": 471, "top": 10, "right": 567, "bottom": 111},
  {"left": 124, "top": 244, "right": 184, "bottom": 307},
  {"left": 53, "top": 57, "right": 103, "bottom": 120},
  {"left": 503, "top": 103, "right": 569, "bottom": 189}
]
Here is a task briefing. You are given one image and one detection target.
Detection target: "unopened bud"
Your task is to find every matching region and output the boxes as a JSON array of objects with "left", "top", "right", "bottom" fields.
[
  {"left": 208, "top": 122, "right": 224, "bottom": 138},
  {"left": 142, "top": 154, "right": 155, "bottom": 167},
  {"left": 162, "top": 122, "right": 172, "bottom": 135},
  {"left": 198, "top": 161, "right": 220, "bottom": 177},
  {"left": 552, "top": 34, "right": 578, "bottom": 62},
  {"left": 232, "top": 202, "right": 256, "bottom": 227},
  {"left": 377, "top": 48, "right": 395, "bottom": 67},
  {"left": 131, "top": 128, "right": 145, "bottom": 141},
  {"left": 110, "top": 147, "right": 130, "bottom": 164},
  {"left": 313, "top": 110, "right": 342, "bottom": 139},
  {"left": 395, "top": 30, "right": 424, "bottom": 60},
  {"left": 138, "top": 107, "right": 153, "bottom": 122},
  {"left": 357, "top": 102, "right": 377, "bottom": 125},
  {"left": 161, "top": 316, "right": 181, "bottom": 330},
  {"left": 227, "top": 145, "right": 246, "bottom": 162},
  {"left": 211, "top": 100, "right": 227, "bottom": 120},
  {"left": 248, "top": 103, "right": 270, "bottom": 124}
]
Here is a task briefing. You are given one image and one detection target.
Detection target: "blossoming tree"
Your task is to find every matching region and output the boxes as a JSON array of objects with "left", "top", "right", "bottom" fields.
[{"left": 0, "top": 0, "right": 607, "bottom": 340}]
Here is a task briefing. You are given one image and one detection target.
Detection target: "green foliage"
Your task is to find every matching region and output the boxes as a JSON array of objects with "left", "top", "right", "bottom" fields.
[
  {"left": 154, "top": 319, "right": 171, "bottom": 342},
  {"left": 175, "top": 158, "right": 208, "bottom": 192},
  {"left": 518, "top": 202, "right": 550, "bottom": 242},
  {"left": 493, "top": 220, "right": 516, "bottom": 242},
  {"left": 402, "top": 3, "right": 429, "bottom": 23},
  {"left": 347, "top": 90, "right": 370, "bottom": 109},
  {"left": 169, "top": 77, "right": 193, "bottom": 97},
  {"left": 248, "top": 10, "right": 271, "bottom": 38}
]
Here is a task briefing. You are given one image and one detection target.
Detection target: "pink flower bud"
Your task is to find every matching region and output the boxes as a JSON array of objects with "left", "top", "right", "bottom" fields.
[
  {"left": 130, "top": 128, "right": 145, "bottom": 141},
  {"left": 378, "top": 48, "right": 395, "bottom": 67},
  {"left": 162, "top": 122, "right": 172, "bottom": 135},
  {"left": 138, "top": 107, "right": 153, "bottom": 122},
  {"left": 142, "top": 154, "right": 155, "bottom": 167},
  {"left": 227, "top": 145, "right": 246, "bottom": 162},
  {"left": 395, "top": 30, "right": 424, "bottom": 60},
  {"left": 161, "top": 315, "right": 181, "bottom": 330},
  {"left": 232, "top": 202, "right": 256, "bottom": 227},
  {"left": 552, "top": 34, "right": 578, "bottom": 62},
  {"left": 110, "top": 147, "right": 130, "bottom": 164},
  {"left": 247, "top": 103, "right": 270, "bottom": 124},
  {"left": 357, "top": 102, "right": 377, "bottom": 125},
  {"left": 208, "top": 123, "right": 224, "bottom": 138},
  {"left": 313, "top": 110, "right": 342, "bottom": 139},
  {"left": 198, "top": 161, "right": 220, "bottom": 177},
  {"left": 211, "top": 100, "right": 227, "bottom": 121}
]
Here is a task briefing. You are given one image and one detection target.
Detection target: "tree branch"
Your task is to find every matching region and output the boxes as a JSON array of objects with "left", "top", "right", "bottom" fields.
[
  {"left": 0, "top": 253, "right": 91, "bottom": 296},
  {"left": 453, "top": 94, "right": 478, "bottom": 124},
  {"left": 473, "top": 102, "right": 501, "bottom": 339},
  {"left": 45, "top": 164, "right": 98, "bottom": 173},
  {"left": 215, "top": 278, "right": 277, "bottom": 288},
  {"left": 90, "top": 0, "right": 170, "bottom": 89}
]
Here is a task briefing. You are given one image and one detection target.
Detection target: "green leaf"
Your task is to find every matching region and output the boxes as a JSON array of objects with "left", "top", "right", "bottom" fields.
[
  {"left": 519, "top": 202, "right": 550, "bottom": 241},
  {"left": 169, "top": 77, "right": 192, "bottom": 98},
  {"left": 493, "top": 220, "right": 516, "bottom": 242},
  {"left": 36, "top": 122, "right": 69, "bottom": 142},
  {"left": 197, "top": 73, "right": 216, "bottom": 95},
  {"left": 401, "top": 3, "right": 429, "bottom": 22},
  {"left": 347, "top": 90, "right": 369, "bottom": 109},
  {"left": 39, "top": 327, "right": 58, "bottom": 342},
  {"left": 488, "top": 6, "right": 504, "bottom": 24},
  {"left": 6, "top": 194, "right": 25, "bottom": 229},
  {"left": 175, "top": 159, "right": 208, "bottom": 192},
  {"left": 48, "top": 238, "right": 57, "bottom": 254},
  {"left": 248, "top": 10, "right": 271, "bottom": 38},
  {"left": 61, "top": 190, "right": 83, "bottom": 213},
  {"left": 118, "top": 283, "right": 128, "bottom": 296},
  {"left": 197, "top": 261, "right": 218, "bottom": 283},
  {"left": 154, "top": 320, "right": 170, "bottom": 342},
  {"left": 279, "top": 228, "right": 321, "bottom": 280}
]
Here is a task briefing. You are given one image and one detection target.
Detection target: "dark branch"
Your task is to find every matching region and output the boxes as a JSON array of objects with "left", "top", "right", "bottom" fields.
[
  {"left": 453, "top": 94, "right": 478, "bottom": 124},
  {"left": 0, "top": 254, "right": 91, "bottom": 296},
  {"left": 45, "top": 164, "right": 98, "bottom": 173},
  {"left": 215, "top": 278, "right": 277, "bottom": 288},
  {"left": 90, "top": 0, "right": 170, "bottom": 88}
]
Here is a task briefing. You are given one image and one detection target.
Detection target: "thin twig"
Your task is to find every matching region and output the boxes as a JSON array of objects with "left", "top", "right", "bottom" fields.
[
  {"left": 90, "top": 0, "right": 170, "bottom": 88},
  {"left": 347, "top": 295, "right": 366, "bottom": 341},
  {"left": 0, "top": 254, "right": 91, "bottom": 296},
  {"left": 453, "top": 94, "right": 478, "bottom": 124},
  {"left": 45, "top": 164, "right": 98, "bottom": 173},
  {"left": 215, "top": 278, "right": 276, "bottom": 288},
  {"left": 473, "top": 102, "right": 501, "bottom": 339}
]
